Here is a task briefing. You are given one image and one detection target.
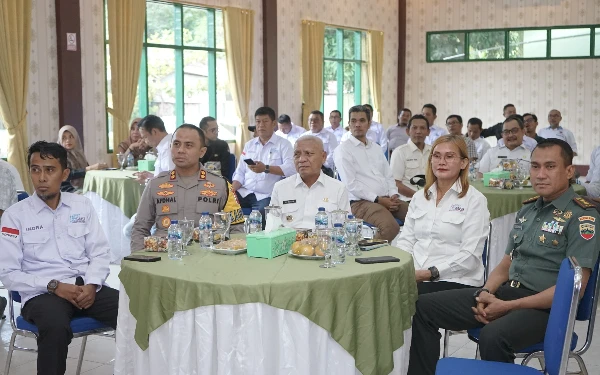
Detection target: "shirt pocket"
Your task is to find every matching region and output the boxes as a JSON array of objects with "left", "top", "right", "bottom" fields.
[
  {"left": 440, "top": 212, "right": 466, "bottom": 246},
  {"left": 410, "top": 209, "right": 429, "bottom": 237},
  {"left": 281, "top": 202, "right": 301, "bottom": 223},
  {"left": 67, "top": 225, "right": 90, "bottom": 258},
  {"left": 268, "top": 148, "right": 281, "bottom": 163},
  {"left": 22, "top": 230, "right": 50, "bottom": 258}
]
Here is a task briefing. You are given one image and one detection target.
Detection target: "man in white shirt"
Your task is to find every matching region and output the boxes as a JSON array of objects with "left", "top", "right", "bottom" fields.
[
  {"left": 390, "top": 114, "right": 431, "bottom": 201},
  {"left": 270, "top": 136, "right": 350, "bottom": 230},
  {"left": 325, "top": 110, "right": 346, "bottom": 143},
  {"left": 0, "top": 159, "right": 25, "bottom": 191},
  {"left": 300, "top": 110, "right": 338, "bottom": 176},
  {"left": 363, "top": 103, "right": 388, "bottom": 151},
  {"left": 467, "top": 117, "right": 491, "bottom": 169},
  {"left": 538, "top": 109, "right": 578, "bottom": 156},
  {"left": 275, "top": 114, "right": 305, "bottom": 144},
  {"left": 478, "top": 115, "right": 531, "bottom": 175},
  {"left": 0, "top": 141, "right": 118, "bottom": 375},
  {"left": 386, "top": 108, "right": 412, "bottom": 154},
  {"left": 422, "top": 103, "right": 448, "bottom": 145},
  {"left": 0, "top": 162, "right": 16, "bottom": 318},
  {"left": 232, "top": 107, "right": 295, "bottom": 225},
  {"left": 334, "top": 105, "right": 408, "bottom": 242},
  {"left": 445, "top": 115, "right": 478, "bottom": 161},
  {"left": 135, "top": 115, "right": 174, "bottom": 182},
  {"left": 583, "top": 145, "right": 600, "bottom": 198}
]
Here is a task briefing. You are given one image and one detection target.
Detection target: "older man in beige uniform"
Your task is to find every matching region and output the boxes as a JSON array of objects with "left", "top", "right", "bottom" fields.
[{"left": 131, "top": 124, "right": 244, "bottom": 251}]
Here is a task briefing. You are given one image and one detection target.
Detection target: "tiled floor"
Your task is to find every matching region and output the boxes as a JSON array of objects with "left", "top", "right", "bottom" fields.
[{"left": 1, "top": 265, "right": 600, "bottom": 374}]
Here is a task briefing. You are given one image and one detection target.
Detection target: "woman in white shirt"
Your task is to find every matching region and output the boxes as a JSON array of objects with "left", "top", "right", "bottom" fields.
[{"left": 395, "top": 134, "right": 490, "bottom": 294}]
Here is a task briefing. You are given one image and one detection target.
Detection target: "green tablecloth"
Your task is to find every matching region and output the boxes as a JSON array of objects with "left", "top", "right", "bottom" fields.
[
  {"left": 82, "top": 170, "right": 144, "bottom": 218},
  {"left": 471, "top": 180, "right": 586, "bottom": 220},
  {"left": 119, "top": 244, "right": 418, "bottom": 375}
]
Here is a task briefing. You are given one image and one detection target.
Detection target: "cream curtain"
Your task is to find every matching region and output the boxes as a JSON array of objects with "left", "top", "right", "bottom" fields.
[
  {"left": 107, "top": 0, "right": 145, "bottom": 161},
  {"left": 224, "top": 7, "right": 254, "bottom": 157},
  {"left": 301, "top": 21, "right": 325, "bottom": 130},
  {"left": 0, "top": 0, "right": 32, "bottom": 192},
  {"left": 366, "top": 30, "right": 384, "bottom": 122}
]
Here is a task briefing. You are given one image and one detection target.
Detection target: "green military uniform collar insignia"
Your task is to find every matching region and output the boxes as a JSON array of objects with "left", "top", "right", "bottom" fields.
[
  {"left": 522, "top": 195, "right": 540, "bottom": 204},
  {"left": 573, "top": 196, "right": 596, "bottom": 210},
  {"left": 534, "top": 186, "right": 576, "bottom": 212}
]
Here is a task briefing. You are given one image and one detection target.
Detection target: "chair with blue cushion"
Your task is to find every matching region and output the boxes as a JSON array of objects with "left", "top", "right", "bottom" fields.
[
  {"left": 436, "top": 256, "right": 583, "bottom": 375},
  {"left": 16, "top": 190, "right": 29, "bottom": 201},
  {"left": 4, "top": 291, "right": 115, "bottom": 375}
]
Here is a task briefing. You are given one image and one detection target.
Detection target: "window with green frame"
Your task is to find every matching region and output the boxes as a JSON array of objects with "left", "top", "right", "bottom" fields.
[
  {"left": 105, "top": 0, "right": 235, "bottom": 152},
  {"left": 427, "top": 25, "right": 600, "bottom": 62},
  {"left": 322, "top": 27, "right": 369, "bottom": 121}
]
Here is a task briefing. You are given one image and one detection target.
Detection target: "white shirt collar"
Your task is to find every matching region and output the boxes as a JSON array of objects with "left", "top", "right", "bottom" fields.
[
  {"left": 294, "top": 171, "right": 326, "bottom": 188},
  {"left": 156, "top": 133, "right": 172, "bottom": 152},
  {"left": 348, "top": 134, "right": 371, "bottom": 147},
  {"left": 427, "top": 179, "right": 463, "bottom": 198}
]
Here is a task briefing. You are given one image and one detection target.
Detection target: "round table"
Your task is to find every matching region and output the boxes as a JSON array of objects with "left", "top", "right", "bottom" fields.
[{"left": 114, "top": 243, "right": 418, "bottom": 375}]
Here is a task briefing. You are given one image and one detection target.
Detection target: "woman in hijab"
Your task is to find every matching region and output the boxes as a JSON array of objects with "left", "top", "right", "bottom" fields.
[
  {"left": 58, "top": 125, "right": 107, "bottom": 191},
  {"left": 117, "top": 118, "right": 152, "bottom": 165}
]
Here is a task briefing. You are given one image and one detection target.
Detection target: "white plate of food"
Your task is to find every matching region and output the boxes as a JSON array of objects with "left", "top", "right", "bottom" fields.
[
  {"left": 288, "top": 240, "right": 325, "bottom": 260},
  {"left": 212, "top": 238, "right": 247, "bottom": 255}
]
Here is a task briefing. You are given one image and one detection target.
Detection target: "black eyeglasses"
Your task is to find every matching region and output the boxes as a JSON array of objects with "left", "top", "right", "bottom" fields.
[{"left": 501, "top": 128, "right": 521, "bottom": 136}]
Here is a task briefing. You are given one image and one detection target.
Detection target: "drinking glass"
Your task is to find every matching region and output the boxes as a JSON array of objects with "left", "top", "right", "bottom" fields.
[
  {"left": 345, "top": 218, "right": 362, "bottom": 256},
  {"left": 212, "top": 212, "right": 231, "bottom": 247},
  {"left": 330, "top": 209, "right": 348, "bottom": 227},
  {"left": 317, "top": 229, "right": 335, "bottom": 268},
  {"left": 179, "top": 219, "right": 194, "bottom": 256},
  {"left": 117, "top": 153, "right": 126, "bottom": 170},
  {"left": 167, "top": 239, "right": 182, "bottom": 260}
]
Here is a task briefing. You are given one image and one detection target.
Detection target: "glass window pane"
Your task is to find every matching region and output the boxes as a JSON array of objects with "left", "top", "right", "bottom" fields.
[
  {"left": 147, "top": 47, "right": 177, "bottom": 133},
  {"left": 551, "top": 28, "right": 591, "bottom": 57},
  {"left": 216, "top": 10, "right": 225, "bottom": 49},
  {"left": 183, "top": 50, "right": 209, "bottom": 126},
  {"left": 342, "top": 62, "right": 356, "bottom": 116},
  {"left": 323, "top": 61, "right": 337, "bottom": 120},
  {"left": 468, "top": 31, "right": 505, "bottom": 60},
  {"left": 343, "top": 30, "right": 356, "bottom": 60},
  {"left": 146, "top": 2, "right": 176, "bottom": 45},
  {"left": 324, "top": 28, "right": 337, "bottom": 59},
  {"left": 216, "top": 51, "right": 236, "bottom": 140},
  {"left": 428, "top": 33, "right": 465, "bottom": 61},
  {"left": 595, "top": 28, "right": 600, "bottom": 56},
  {"left": 508, "top": 30, "right": 547, "bottom": 58},
  {"left": 183, "top": 7, "right": 209, "bottom": 47}
]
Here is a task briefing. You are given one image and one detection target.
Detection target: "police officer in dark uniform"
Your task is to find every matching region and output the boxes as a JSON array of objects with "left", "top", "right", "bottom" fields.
[
  {"left": 407, "top": 138, "right": 600, "bottom": 375},
  {"left": 199, "top": 116, "right": 232, "bottom": 179},
  {"left": 131, "top": 124, "right": 243, "bottom": 251}
]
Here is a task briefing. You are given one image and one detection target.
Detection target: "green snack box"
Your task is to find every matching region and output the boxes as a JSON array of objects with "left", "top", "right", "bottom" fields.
[
  {"left": 138, "top": 160, "right": 155, "bottom": 172},
  {"left": 483, "top": 170, "right": 510, "bottom": 186},
  {"left": 246, "top": 228, "right": 297, "bottom": 259}
]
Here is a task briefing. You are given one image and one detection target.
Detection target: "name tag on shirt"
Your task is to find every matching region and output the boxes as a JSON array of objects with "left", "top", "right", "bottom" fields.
[{"left": 283, "top": 200, "right": 297, "bottom": 204}]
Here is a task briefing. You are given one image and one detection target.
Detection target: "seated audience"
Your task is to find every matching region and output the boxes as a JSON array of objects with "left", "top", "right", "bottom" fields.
[
  {"left": 232, "top": 107, "right": 295, "bottom": 225},
  {"left": 269, "top": 136, "right": 350, "bottom": 230},
  {"left": 300, "top": 110, "right": 338, "bottom": 177},
  {"left": 583, "top": 145, "right": 600, "bottom": 198},
  {"left": 275, "top": 114, "right": 305, "bottom": 144},
  {"left": 362, "top": 104, "right": 387, "bottom": 151},
  {"left": 334, "top": 105, "right": 408, "bottom": 242},
  {"left": 0, "top": 162, "right": 19, "bottom": 317},
  {"left": 538, "top": 109, "right": 578, "bottom": 156},
  {"left": 467, "top": 117, "right": 491, "bottom": 168},
  {"left": 422, "top": 103, "right": 448, "bottom": 145},
  {"left": 132, "top": 125, "right": 244, "bottom": 251},
  {"left": 0, "top": 158, "right": 25, "bottom": 191},
  {"left": 522, "top": 113, "right": 545, "bottom": 143},
  {"left": 325, "top": 110, "right": 346, "bottom": 143},
  {"left": 117, "top": 117, "right": 152, "bottom": 165},
  {"left": 407, "top": 139, "right": 599, "bottom": 375},
  {"left": 396, "top": 134, "right": 489, "bottom": 295},
  {"left": 134, "top": 115, "right": 175, "bottom": 183},
  {"left": 478, "top": 115, "right": 531, "bottom": 175},
  {"left": 481, "top": 103, "right": 517, "bottom": 140},
  {"left": 390, "top": 114, "right": 431, "bottom": 201},
  {"left": 387, "top": 108, "right": 411, "bottom": 154},
  {"left": 0, "top": 141, "right": 118, "bottom": 375},
  {"left": 58, "top": 125, "right": 107, "bottom": 190},
  {"left": 444, "top": 115, "right": 478, "bottom": 161},
  {"left": 199, "top": 116, "right": 232, "bottom": 178}
]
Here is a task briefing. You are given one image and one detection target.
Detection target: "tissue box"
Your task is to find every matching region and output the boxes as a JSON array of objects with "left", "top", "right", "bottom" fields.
[
  {"left": 483, "top": 171, "right": 510, "bottom": 186},
  {"left": 247, "top": 228, "right": 297, "bottom": 259},
  {"left": 138, "top": 160, "right": 155, "bottom": 172}
]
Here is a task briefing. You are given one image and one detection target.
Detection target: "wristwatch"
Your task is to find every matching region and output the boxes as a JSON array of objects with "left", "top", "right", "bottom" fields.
[
  {"left": 265, "top": 164, "right": 270, "bottom": 174},
  {"left": 47, "top": 279, "right": 59, "bottom": 294},
  {"left": 428, "top": 266, "right": 440, "bottom": 281},
  {"left": 473, "top": 288, "right": 490, "bottom": 300}
]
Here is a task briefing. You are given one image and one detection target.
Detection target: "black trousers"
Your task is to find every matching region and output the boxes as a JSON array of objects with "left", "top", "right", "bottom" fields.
[
  {"left": 417, "top": 280, "right": 474, "bottom": 295},
  {"left": 408, "top": 285, "right": 550, "bottom": 375},
  {"left": 21, "top": 286, "right": 119, "bottom": 375}
]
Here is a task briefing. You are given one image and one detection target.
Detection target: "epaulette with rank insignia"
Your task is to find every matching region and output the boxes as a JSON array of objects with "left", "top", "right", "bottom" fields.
[
  {"left": 522, "top": 196, "right": 539, "bottom": 204},
  {"left": 573, "top": 196, "right": 596, "bottom": 209}
]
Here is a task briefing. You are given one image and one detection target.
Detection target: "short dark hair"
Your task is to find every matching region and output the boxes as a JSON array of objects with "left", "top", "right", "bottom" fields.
[
  {"left": 422, "top": 103, "right": 437, "bottom": 115},
  {"left": 503, "top": 114, "right": 524, "bottom": 129},
  {"left": 28, "top": 141, "right": 68, "bottom": 170},
  {"left": 467, "top": 117, "right": 483, "bottom": 129},
  {"left": 503, "top": 103, "right": 515, "bottom": 112},
  {"left": 398, "top": 108, "right": 412, "bottom": 116},
  {"left": 254, "top": 107, "right": 276, "bottom": 121},
  {"left": 523, "top": 113, "right": 538, "bottom": 122},
  {"left": 330, "top": 110, "right": 341, "bottom": 117},
  {"left": 534, "top": 138, "right": 573, "bottom": 167},
  {"left": 309, "top": 110, "right": 324, "bottom": 121},
  {"left": 175, "top": 124, "right": 206, "bottom": 147},
  {"left": 446, "top": 114, "right": 463, "bottom": 124},
  {"left": 362, "top": 104, "right": 373, "bottom": 113},
  {"left": 277, "top": 114, "right": 291, "bottom": 124},
  {"left": 408, "top": 114, "right": 430, "bottom": 129},
  {"left": 138, "top": 115, "right": 166, "bottom": 133},
  {"left": 199, "top": 116, "right": 216, "bottom": 130},
  {"left": 348, "top": 105, "right": 371, "bottom": 123}
]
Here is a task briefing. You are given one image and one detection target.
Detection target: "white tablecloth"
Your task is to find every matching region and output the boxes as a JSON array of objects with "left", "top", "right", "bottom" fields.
[
  {"left": 84, "top": 191, "right": 132, "bottom": 263},
  {"left": 114, "top": 284, "right": 411, "bottom": 375},
  {"left": 488, "top": 213, "right": 518, "bottom": 271}
]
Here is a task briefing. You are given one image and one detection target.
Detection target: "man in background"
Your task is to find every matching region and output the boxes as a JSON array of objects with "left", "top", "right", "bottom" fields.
[
  {"left": 522, "top": 113, "right": 545, "bottom": 144},
  {"left": 422, "top": 104, "right": 448, "bottom": 145},
  {"left": 0, "top": 162, "right": 18, "bottom": 318},
  {"left": 135, "top": 115, "right": 174, "bottom": 183},
  {"left": 199, "top": 116, "right": 232, "bottom": 178},
  {"left": 275, "top": 114, "right": 305, "bottom": 144},
  {"left": 300, "top": 110, "right": 338, "bottom": 177},
  {"left": 478, "top": 115, "right": 531, "bottom": 175},
  {"left": 538, "top": 109, "right": 578, "bottom": 156},
  {"left": 325, "top": 110, "right": 346, "bottom": 143},
  {"left": 386, "top": 108, "right": 411, "bottom": 154},
  {"left": 445, "top": 115, "right": 478, "bottom": 161},
  {"left": 363, "top": 103, "right": 387, "bottom": 151},
  {"left": 467, "top": 117, "right": 491, "bottom": 169}
]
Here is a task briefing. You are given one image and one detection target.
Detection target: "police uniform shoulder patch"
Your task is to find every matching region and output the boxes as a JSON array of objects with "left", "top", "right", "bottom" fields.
[
  {"left": 169, "top": 170, "right": 177, "bottom": 180},
  {"left": 199, "top": 170, "right": 207, "bottom": 180},
  {"left": 522, "top": 195, "right": 539, "bottom": 204},
  {"left": 573, "top": 196, "right": 596, "bottom": 209}
]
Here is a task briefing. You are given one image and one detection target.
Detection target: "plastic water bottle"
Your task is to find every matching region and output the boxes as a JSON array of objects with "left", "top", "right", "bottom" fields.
[
  {"left": 248, "top": 210, "right": 262, "bottom": 233},
  {"left": 168, "top": 220, "right": 181, "bottom": 241},
  {"left": 167, "top": 221, "right": 182, "bottom": 260},
  {"left": 199, "top": 212, "right": 213, "bottom": 248},
  {"left": 332, "top": 223, "right": 346, "bottom": 265},
  {"left": 127, "top": 153, "right": 134, "bottom": 168},
  {"left": 315, "top": 207, "right": 329, "bottom": 229}
]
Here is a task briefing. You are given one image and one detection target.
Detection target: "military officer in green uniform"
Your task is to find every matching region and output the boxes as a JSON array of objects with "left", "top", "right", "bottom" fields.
[
  {"left": 408, "top": 138, "right": 600, "bottom": 375},
  {"left": 131, "top": 124, "right": 244, "bottom": 252}
]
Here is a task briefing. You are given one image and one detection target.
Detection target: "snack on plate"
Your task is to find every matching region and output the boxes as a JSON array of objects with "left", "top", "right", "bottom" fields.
[
  {"left": 193, "top": 228, "right": 200, "bottom": 242},
  {"left": 144, "top": 236, "right": 168, "bottom": 252},
  {"left": 488, "top": 178, "right": 502, "bottom": 187},
  {"left": 291, "top": 239, "right": 323, "bottom": 256},
  {"left": 501, "top": 179, "right": 514, "bottom": 190},
  {"left": 214, "top": 238, "right": 247, "bottom": 250},
  {"left": 295, "top": 229, "right": 310, "bottom": 241}
]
